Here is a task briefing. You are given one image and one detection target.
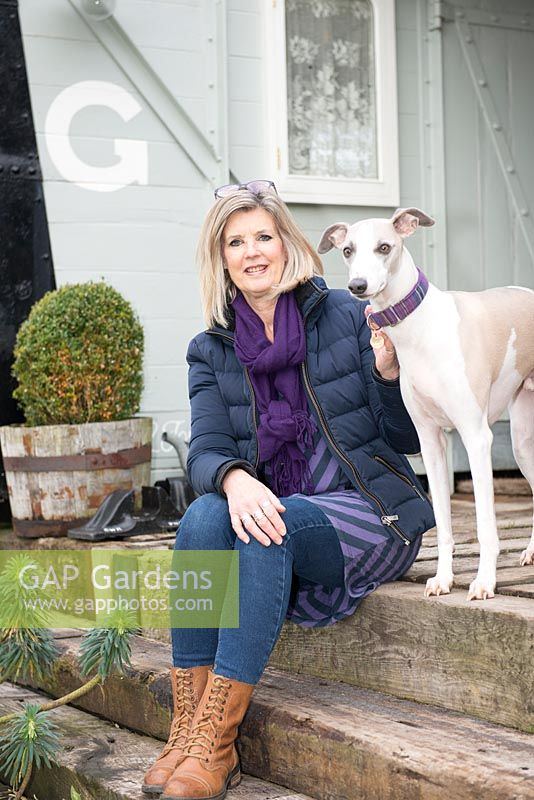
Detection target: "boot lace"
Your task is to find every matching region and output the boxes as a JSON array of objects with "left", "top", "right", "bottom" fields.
[
  {"left": 161, "top": 670, "right": 197, "bottom": 756},
  {"left": 183, "top": 676, "right": 230, "bottom": 763}
]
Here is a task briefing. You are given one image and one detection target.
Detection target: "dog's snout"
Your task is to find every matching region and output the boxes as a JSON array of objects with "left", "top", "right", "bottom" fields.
[{"left": 348, "top": 278, "right": 368, "bottom": 296}]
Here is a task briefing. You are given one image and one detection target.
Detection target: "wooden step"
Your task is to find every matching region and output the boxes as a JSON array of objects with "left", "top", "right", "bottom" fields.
[
  {"left": 8, "top": 496, "right": 534, "bottom": 736},
  {"left": 272, "top": 581, "right": 534, "bottom": 733},
  {"left": 402, "top": 495, "right": 533, "bottom": 600},
  {"left": 10, "top": 651, "right": 534, "bottom": 800},
  {"left": 456, "top": 476, "right": 532, "bottom": 496},
  {"left": 271, "top": 496, "right": 534, "bottom": 732},
  {"left": 0, "top": 683, "right": 311, "bottom": 800}
]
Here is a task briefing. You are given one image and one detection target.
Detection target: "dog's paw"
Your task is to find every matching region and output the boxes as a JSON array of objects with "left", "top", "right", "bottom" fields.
[
  {"left": 424, "top": 574, "right": 453, "bottom": 597},
  {"left": 520, "top": 547, "right": 534, "bottom": 566},
  {"left": 467, "top": 577, "right": 495, "bottom": 601}
]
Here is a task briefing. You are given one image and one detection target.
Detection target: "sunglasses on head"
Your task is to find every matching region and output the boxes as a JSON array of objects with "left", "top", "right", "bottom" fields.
[{"left": 214, "top": 180, "right": 277, "bottom": 200}]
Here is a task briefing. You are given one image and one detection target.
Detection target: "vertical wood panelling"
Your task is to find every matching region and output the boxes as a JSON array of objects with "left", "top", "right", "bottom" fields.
[
  {"left": 19, "top": 0, "right": 215, "bottom": 479},
  {"left": 440, "top": 0, "right": 534, "bottom": 469},
  {"left": 479, "top": 107, "right": 512, "bottom": 288},
  {"left": 227, "top": 1, "right": 265, "bottom": 180},
  {"left": 443, "top": 18, "right": 482, "bottom": 290},
  {"left": 475, "top": 21, "right": 511, "bottom": 289},
  {"left": 442, "top": 2, "right": 534, "bottom": 292},
  {"left": 417, "top": 0, "right": 449, "bottom": 289},
  {"left": 508, "top": 28, "right": 534, "bottom": 284}
]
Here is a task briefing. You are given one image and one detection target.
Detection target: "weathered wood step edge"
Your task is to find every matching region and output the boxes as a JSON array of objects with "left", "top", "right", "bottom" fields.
[
  {"left": 20, "top": 595, "right": 534, "bottom": 742},
  {"left": 456, "top": 477, "right": 531, "bottom": 495},
  {"left": 0, "top": 684, "right": 311, "bottom": 800},
  {"left": 271, "top": 582, "right": 534, "bottom": 733},
  {"left": 11, "top": 660, "right": 534, "bottom": 800}
]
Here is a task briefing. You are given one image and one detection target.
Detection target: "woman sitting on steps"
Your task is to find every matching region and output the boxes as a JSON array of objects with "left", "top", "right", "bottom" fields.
[{"left": 142, "top": 181, "right": 435, "bottom": 800}]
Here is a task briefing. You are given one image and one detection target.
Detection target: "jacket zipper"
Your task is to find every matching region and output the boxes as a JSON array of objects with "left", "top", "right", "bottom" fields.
[
  {"left": 207, "top": 296, "right": 411, "bottom": 545},
  {"left": 206, "top": 330, "right": 260, "bottom": 470},
  {"left": 243, "top": 368, "right": 260, "bottom": 469},
  {"left": 373, "top": 455, "right": 427, "bottom": 501},
  {"left": 300, "top": 361, "right": 411, "bottom": 546}
]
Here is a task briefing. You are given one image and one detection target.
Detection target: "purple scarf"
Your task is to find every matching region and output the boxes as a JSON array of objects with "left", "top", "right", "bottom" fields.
[{"left": 231, "top": 290, "right": 316, "bottom": 496}]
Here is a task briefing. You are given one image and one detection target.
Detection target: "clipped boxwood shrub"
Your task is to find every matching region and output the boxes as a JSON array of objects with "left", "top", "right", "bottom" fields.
[{"left": 12, "top": 282, "right": 144, "bottom": 426}]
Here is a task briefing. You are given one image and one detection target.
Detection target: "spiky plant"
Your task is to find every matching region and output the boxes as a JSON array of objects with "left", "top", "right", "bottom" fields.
[
  {"left": 0, "top": 704, "right": 59, "bottom": 793},
  {"left": 0, "top": 605, "right": 138, "bottom": 795},
  {"left": 0, "top": 630, "right": 58, "bottom": 687},
  {"left": 0, "top": 554, "right": 59, "bottom": 689},
  {"left": 0, "top": 554, "right": 52, "bottom": 631},
  {"left": 79, "top": 610, "right": 139, "bottom": 680}
]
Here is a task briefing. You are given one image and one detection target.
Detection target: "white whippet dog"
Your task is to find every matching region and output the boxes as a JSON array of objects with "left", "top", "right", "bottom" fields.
[{"left": 318, "top": 208, "right": 534, "bottom": 600}]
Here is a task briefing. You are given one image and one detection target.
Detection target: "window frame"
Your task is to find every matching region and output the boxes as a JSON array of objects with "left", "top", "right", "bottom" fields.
[{"left": 262, "top": 0, "right": 399, "bottom": 206}]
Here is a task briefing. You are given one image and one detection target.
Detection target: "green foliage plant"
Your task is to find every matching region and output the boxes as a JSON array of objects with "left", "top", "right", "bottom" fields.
[
  {"left": 12, "top": 282, "right": 144, "bottom": 426},
  {"left": 0, "top": 554, "right": 138, "bottom": 799},
  {"left": 0, "top": 704, "right": 60, "bottom": 794},
  {"left": 0, "top": 619, "right": 137, "bottom": 799}
]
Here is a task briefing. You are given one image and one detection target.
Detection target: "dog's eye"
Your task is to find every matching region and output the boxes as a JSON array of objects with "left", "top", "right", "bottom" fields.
[
  {"left": 378, "top": 243, "right": 391, "bottom": 254},
  {"left": 343, "top": 246, "right": 352, "bottom": 258}
]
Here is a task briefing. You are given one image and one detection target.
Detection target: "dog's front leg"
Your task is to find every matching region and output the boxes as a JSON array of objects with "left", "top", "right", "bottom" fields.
[
  {"left": 458, "top": 421, "right": 499, "bottom": 600},
  {"left": 418, "top": 425, "right": 455, "bottom": 596}
]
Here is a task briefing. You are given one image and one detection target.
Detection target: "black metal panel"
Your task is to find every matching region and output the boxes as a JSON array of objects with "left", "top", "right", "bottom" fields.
[
  {"left": 0, "top": 179, "right": 54, "bottom": 420},
  {"left": 0, "top": 0, "right": 55, "bottom": 504},
  {"left": 0, "top": 0, "right": 40, "bottom": 175}
]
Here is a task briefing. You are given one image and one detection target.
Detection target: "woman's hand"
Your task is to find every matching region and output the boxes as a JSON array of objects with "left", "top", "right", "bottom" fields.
[
  {"left": 222, "top": 468, "right": 287, "bottom": 546},
  {"left": 364, "top": 306, "right": 400, "bottom": 381}
]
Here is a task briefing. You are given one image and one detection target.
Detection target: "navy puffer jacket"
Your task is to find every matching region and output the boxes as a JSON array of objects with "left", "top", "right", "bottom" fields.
[{"left": 186, "top": 277, "right": 435, "bottom": 544}]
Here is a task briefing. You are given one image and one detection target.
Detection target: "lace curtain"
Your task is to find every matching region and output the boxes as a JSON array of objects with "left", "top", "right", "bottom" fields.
[{"left": 285, "top": 0, "right": 377, "bottom": 180}]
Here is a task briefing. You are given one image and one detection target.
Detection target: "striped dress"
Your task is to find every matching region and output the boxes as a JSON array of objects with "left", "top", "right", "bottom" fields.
[{"left": 266, "top": 428, "right": 422, "bottom": 628}]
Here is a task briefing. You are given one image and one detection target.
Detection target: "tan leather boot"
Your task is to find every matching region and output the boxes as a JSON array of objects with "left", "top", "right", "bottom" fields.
[
  {"left": 161, "top": 671, "right": 254, "bottom": 800},
  {"left": 142, "top": 666, "right": 211, "bottom": 796}
]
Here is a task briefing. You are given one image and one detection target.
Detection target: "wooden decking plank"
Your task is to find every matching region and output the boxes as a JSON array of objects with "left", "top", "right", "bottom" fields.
[
  {"left": 449, "top": 497, "right": 531, "bottom": 514},
  {"left": 404, "top": 552, "right": 532, "bottom": 582},
  {"left": 494, "top": 497, "right": 533, "bottom": 511},
  {"left": 408, "top": 492, "right": 533, "bottom": 598},
  {"left": 457, "top": 477, "right": 531, "bottom": 495},
  {"left": 6, "top": 665, "right": 534, "bottom": 800},
  {"left": 422, "top": 526, "right": 530, "bottom": 547},
  {"left": 403, "top": 565, "right": 534, "bottom": 590},
  {"left": 483, "top": 567, "right": 534, "bottom": 588},
  {"left": 404, "top": 571, "right": 534, "bottom": 594},
  {"left": 418, "top": 535, "right": 530, "bottom": 562},
  {"left": 499, "top": 584, "right": 534, "bottom": 599}
]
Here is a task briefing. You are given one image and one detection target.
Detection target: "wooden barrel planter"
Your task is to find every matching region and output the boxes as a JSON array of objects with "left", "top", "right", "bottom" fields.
[{"left": 0, "top": 417, "right": 152, "bottom": 538}]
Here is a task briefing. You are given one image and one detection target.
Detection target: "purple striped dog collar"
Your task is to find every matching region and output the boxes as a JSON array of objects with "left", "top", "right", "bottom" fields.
[{"left": 366, "top": 267, "right": 429, "bottom": 328}]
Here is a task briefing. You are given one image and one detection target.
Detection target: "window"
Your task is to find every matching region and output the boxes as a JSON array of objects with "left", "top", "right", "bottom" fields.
[{"left": 264, "top": 0, "right": 399, "bottom": 206}]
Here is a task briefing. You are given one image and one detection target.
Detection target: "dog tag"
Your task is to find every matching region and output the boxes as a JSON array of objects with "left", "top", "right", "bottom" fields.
[{"left": 370, "top": 330, "right": 385, "bottom": 350}]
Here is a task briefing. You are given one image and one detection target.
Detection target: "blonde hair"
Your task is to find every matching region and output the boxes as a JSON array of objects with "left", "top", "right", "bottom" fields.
[{"left": 196, "top": 189, "right": 324, "bottom": 328}]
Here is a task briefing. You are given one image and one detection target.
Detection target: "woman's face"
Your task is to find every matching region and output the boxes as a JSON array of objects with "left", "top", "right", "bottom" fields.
[{"left": 222, "top": 207, "right": 286, "bottom": 303}]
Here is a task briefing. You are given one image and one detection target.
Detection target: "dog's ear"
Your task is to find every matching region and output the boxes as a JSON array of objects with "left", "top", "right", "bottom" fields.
[
  {"left": 392, "top": 208, "right": 435, "bottom": 238},
  {"left": 317, "top": 223, "right": 349, "bottom": 253}
]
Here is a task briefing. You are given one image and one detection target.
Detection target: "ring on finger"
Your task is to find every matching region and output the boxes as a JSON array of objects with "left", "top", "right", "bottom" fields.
[
  {"left": 261, "top": 499, "right": 272, "bottom": 511},
  {"left": 252, "top": 510, "right": 266, "bottom": 523},
  {"left": 241, "top": 513, "right": 252, "bottom": 525}
]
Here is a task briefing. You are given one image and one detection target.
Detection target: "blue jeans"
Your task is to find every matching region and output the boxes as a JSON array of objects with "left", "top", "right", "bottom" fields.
[{"left": 172, "top": 493, "right": 344, "bottom": 685}]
